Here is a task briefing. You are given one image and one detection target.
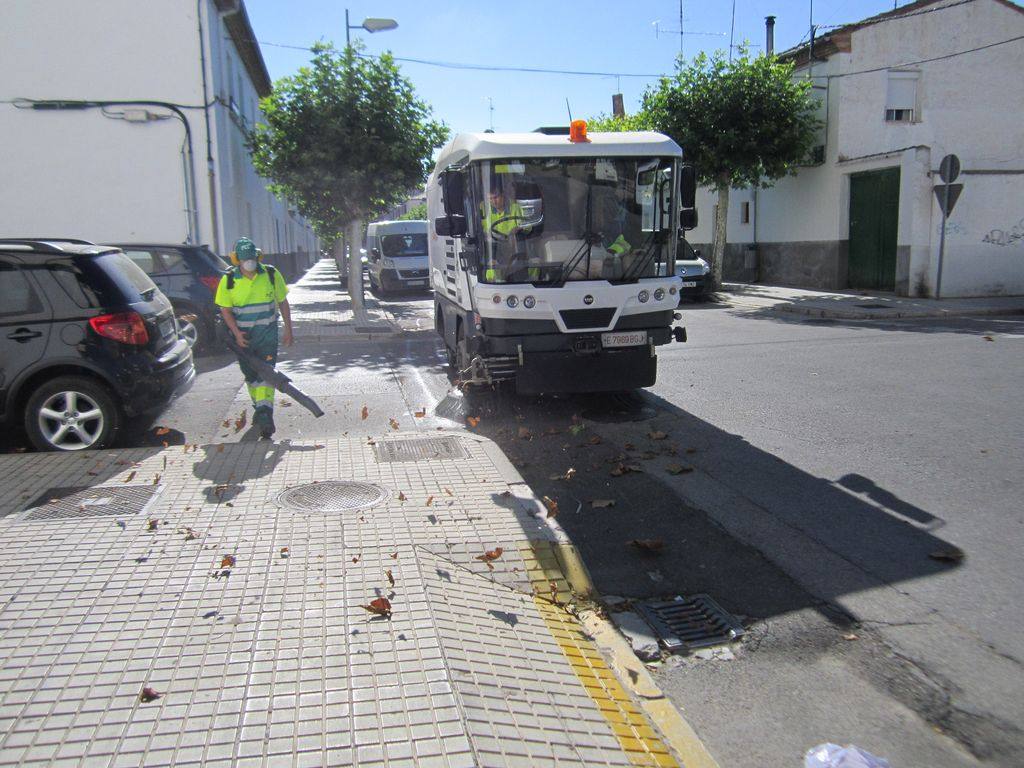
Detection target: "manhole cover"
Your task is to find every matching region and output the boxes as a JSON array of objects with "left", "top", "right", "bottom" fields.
[
  {"left": 373, "top": 436, "right": 467, "bottom": 462},
  {"left": 20, "top": 485, "right": 162, "bottom": 522},
  {"left": 277, "top": 481, "right": 388, "bottom": 512},
  {"left": 637, "top": 594, "right": 745, "bottom": 653}
]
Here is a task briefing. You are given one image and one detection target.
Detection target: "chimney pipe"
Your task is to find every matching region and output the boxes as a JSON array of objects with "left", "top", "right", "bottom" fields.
[{"left": 765, "top": 16, "right": 776, "bottom": 56}]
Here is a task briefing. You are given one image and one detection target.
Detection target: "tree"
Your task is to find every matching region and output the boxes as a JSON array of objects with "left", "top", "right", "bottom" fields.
[
  {"left": 644, "top": 49, "right": 820, "bottom": 288},
  {"left": 399, "top": 202, "right": 427, "bottom": 220},
  {"left": 586, "top": 112, "right": 653, "bottom": 132},
  {"left": 250, "top": 43, "right": 448, "bottom": 308}
]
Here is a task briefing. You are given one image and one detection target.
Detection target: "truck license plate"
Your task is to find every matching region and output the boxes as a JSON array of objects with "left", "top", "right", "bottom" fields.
[
  {"left": 407, "top": 280, "right": 426, "bottom": 287},
  {"left": 601, "top": 331, "right": 647, "bottom": 348},
  {"left": 681, "top": 281, "right": 697, "bottom": 288}
]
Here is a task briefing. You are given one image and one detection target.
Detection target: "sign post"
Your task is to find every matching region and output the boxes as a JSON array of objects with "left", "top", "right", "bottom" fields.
[{"left": 934, "top": 154, "right": 963, "bottom": 299}]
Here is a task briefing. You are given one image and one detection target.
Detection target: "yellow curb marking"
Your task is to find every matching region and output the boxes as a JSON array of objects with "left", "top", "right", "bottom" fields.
[{"left": 520, "top": 541, "right": 680, "bottom": 767}]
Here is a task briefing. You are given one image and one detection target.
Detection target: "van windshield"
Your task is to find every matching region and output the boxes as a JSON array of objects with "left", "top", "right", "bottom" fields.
[
  {"left": 381, "top": 233, "right": 427, "bottom": 257},
  {"left": 473, "top": 157, "right": 677, "bottom": 285}
]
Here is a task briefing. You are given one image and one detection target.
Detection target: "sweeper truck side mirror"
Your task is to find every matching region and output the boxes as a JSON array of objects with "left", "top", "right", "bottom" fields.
[{"left": 435, "top": 169, "right": 468, "bottom": 238}]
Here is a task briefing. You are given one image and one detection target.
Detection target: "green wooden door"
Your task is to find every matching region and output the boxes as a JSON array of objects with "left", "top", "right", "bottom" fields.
[{"left": 848, "top": 167, "right": 900, "bottom": 290}]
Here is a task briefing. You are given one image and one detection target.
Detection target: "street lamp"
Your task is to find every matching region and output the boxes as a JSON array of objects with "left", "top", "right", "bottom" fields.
[{"left": 345, "top": 9, "right": 398, "bottom": 47}]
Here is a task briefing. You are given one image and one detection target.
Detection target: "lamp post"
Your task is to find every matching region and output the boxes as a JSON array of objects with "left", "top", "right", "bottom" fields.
[{"left": 345, "top": 9, "right": 398, "bottom": 47}]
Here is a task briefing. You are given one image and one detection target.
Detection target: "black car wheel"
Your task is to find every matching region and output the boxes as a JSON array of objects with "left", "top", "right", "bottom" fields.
[{"left": 25, "top": 376, "right": 121, "bottom": 451}]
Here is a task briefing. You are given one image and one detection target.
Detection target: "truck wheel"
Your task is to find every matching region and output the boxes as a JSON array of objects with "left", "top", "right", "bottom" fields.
[{"left": 24, "top": 376, "right": 121, "bottom": 452}]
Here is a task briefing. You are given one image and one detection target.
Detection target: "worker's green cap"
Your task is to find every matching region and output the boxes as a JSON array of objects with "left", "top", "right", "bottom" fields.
[{"left": 234, "top": 237, "right": 257, "bottom": 260}]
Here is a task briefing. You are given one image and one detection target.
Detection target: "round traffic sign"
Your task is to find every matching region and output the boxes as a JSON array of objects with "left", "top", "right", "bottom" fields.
[{"left": 939, "top": 154, "right": 961, "bottom": 183}]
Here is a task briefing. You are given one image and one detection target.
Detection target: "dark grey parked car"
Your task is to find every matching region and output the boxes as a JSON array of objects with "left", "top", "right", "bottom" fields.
[{"left": 0, "top": 239, "right": 194, "bottom": 451}]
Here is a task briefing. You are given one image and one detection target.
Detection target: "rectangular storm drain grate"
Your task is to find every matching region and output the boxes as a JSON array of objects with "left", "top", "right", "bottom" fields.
[
  {"left": 21, "top": 485, "right": 162, "bottom": 522},
  {"left": 637, "top": 594, "right": 745, "bottom": 653},
  {"left": 855, "top": 303, "right": 891, "bottom": 309},
  {"left": 372, "top": 436, "right": 468, "bottom": 462}
]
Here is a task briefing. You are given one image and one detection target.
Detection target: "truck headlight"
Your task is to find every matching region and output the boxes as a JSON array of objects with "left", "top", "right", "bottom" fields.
[
  {"left": 382, "top": 257, "right": 395, "bottom": 269},
  {"left": 638, "top": 290, "right": 650, "bottom": 303},
  {"left": 654, "top": 288, "right": 665, "bottom": 301},
  {"left": 506, "top": 295, "right": 519, "bottom": 308},
  {"left": 523, "top": 295, "right": 536, "bottom": 309}
]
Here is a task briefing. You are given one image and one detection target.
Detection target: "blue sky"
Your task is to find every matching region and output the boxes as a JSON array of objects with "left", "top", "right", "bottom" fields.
[{"left": 245, "top": 1, "right": 902, "bottom": 135}]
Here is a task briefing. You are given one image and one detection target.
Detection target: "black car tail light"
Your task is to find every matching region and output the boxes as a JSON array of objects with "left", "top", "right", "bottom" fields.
[{"left": 89, "top": 312, "right": 149, "bottom": 345}]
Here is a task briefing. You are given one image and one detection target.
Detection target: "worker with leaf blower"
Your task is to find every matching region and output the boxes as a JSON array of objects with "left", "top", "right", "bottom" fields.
[{"left": 215, "top": 237, "right": 294, "bottom": 439}]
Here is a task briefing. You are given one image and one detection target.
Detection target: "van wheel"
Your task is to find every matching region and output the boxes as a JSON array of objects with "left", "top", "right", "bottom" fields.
[{"left": 25, "top": 376, "right": 121, "bottom": 451}]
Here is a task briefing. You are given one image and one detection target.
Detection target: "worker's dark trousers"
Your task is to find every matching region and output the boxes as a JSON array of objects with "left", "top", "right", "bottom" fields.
[{"left": 236, "top": 323, "right": 279, "bottom": 430}]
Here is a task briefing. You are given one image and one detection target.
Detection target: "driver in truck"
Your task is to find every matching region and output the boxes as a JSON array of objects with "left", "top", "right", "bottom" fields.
[{"left": 482, "top": 173, "right": 535, "bottom": 282}]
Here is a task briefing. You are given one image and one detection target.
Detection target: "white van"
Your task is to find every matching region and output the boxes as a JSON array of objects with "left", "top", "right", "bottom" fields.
[{"left": 365, "top": 220, "right": 430, "bottom": 296}]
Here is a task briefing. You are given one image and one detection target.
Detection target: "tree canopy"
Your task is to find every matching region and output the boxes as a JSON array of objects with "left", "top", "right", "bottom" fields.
[
  {"left": 399, "top": 202, "right": 428, "bottom": 220},
  {"left": 249, "top": 43, "right": 448, "bottom": 241}
]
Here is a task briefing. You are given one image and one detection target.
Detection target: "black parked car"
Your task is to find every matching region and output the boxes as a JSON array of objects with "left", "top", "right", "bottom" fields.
[
  {"left": 0, "top": 239, "right": 195, "bottom": 451},
  {"left": 111, "top": 243, "right": 229, "bottom": 350}
]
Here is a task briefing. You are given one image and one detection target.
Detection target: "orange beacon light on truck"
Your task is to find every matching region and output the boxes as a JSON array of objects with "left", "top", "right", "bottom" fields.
[{"left": 569, "top": 119, "right": 590, "bottom": 143}]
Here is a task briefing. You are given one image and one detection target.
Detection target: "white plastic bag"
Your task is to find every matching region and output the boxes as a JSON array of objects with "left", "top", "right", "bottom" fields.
[{"left": 804, "top": 743, "right": 891, "bottom": 768}]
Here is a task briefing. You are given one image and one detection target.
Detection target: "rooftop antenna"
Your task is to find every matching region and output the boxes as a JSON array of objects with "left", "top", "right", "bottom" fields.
[
  {"left": 679, "top": 0, "right": 684, "bottom": 55},
  {"left": 566, "top": 98, "right": 573, "bottom": 122},
  {"left": 487, "top": 96, "right": 494, "bottom": 131}
]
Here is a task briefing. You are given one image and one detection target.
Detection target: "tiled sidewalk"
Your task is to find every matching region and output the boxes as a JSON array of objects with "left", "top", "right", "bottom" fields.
[
  {"left": 288, "top": 259, "right": 399, "bottom": 341},
  {"left": 0, "top": 433, "right": 695, "bottom": 767}
]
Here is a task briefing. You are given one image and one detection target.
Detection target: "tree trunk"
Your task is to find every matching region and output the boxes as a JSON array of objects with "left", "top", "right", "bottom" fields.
[
  {"left": 332, "top": 238, "right": 346, "bottom": 279},
  {"left": 347, "top": 219, "right": 364, "bottom": 313},
  {"left": 712, "top": 179, "right": 730, "bottom": 291}
]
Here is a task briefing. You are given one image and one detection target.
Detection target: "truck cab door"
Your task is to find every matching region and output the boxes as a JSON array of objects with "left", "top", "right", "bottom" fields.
[{"left": 0, "top": 257, "right": 52, "bottom": 418}]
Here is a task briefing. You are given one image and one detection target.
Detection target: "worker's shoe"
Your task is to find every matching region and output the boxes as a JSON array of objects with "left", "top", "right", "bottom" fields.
[{"left": 255, "top": 408, "right": 275, "bottom": 439}]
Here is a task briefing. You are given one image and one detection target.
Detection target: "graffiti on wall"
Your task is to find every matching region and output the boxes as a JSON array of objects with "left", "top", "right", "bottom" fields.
[
  {"left": 938, "top": 221, "right": 968, "bottom": 237},
  {"left": 982, "top": 218, "right": 1024, "bottom": 247}
]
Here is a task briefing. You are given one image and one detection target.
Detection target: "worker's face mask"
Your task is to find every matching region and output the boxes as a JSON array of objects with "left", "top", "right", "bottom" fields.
[{"left": 241, "top": 259, "right": 258, "bottom": 272}]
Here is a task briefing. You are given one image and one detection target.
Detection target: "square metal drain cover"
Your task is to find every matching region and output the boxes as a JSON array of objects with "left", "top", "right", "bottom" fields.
[
  {"left": 372, "top": 436, "right": 467, "bottom": 462},
  {"left": 637, "top": 594, "right": 745, "bottom": 653},
  {"left": 21, "top": 485, "right": 162, "bottom": 522}
]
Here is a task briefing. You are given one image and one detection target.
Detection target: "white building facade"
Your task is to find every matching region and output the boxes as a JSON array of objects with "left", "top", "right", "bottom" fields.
[
  {"left": 688, "top": 0, "right": 1024, "bottom": 297},
  {"left": 0, "top": 0, "right": 318, "bottom": 258}
]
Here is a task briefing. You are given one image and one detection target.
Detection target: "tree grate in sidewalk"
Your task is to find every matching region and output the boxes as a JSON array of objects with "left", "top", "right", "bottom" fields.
[
  {"left": 372, "top": 436, "right": 468, "bottom": 462},
  {"left": 19, "top": 485, "right": 162, "bottom": 522},
  {"left": 277, "top": 480, "right": 389, "bottom": 512},
  {"left": 637, "top": 594, "right": 745, "bottom": 653}
]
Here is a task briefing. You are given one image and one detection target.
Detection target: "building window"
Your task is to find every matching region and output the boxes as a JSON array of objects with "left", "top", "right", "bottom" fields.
[
  {"left": 885, "top": 70, "right": 919, "bottom": 123},
  {"left": 741, "top": 202, "right": 750, "bottom": 224}
]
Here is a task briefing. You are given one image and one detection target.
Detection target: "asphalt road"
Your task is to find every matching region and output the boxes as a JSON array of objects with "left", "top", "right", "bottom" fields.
[{"left": 5, "top": 292, "right": 1021, "bottom": 767}]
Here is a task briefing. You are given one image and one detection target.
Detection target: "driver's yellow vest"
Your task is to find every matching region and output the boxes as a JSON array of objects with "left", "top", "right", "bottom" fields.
[{"left": 481, "top": 200, "right": 525, "bottom": 236}]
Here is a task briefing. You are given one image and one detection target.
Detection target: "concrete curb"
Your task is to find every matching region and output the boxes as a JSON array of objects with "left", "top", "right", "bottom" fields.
[
  {"left": 473, "top": 432, "right": 717, "bottom": 767},
  {"left": 772, "top": 303, "right": 1024, "bottom": 321}
]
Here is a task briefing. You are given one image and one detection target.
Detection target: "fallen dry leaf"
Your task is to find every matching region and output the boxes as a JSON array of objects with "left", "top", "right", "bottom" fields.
[
  {"left": 549, "top": 580, "right": 560, "bottom": 604},
  {"left": 155, "top": 427, "right": 170, "bottom": 436},
  {"left": 389, "top": 418, "right": 400, "bottom": 430},
  {"left": 591, "top": 499, "right": 616, "bottom": 508},
  {"left": 666, "top": 464, "right": 694, "bottom": 475},
  {"left": 610, "top": 463, "right": 643, "bottom": 477},
  {"left": 624, "top": 442, "right": 635, "bottom": 451},
  {"left": 466, "top": 416, "right": 480, "bottom": 428},
  {"left": 542, "top": 496, "right": 559, "bottom": 518},
  {"left": 361, "top": 597, "right": 392, "bottom": 617},
  {"left": 220, "top": 554, "right": 236, "bottom": 569},
  {"left": 517, "top": 426, "right": 533, "bottom": 440},
  {"left": 221, "top": 419, "right": 231, "bottom": 428},
  {"left": 843, "top": 633, "right": 859, "bottom": 641},
  {"left": 352, "top": 555, "right": 360, "bottom": 564},
  {"left": 216, "top": 444, "right": 225, "bottom": 453},
  {"left": 146, "top": 519, "right": 158, "bottom": 531},
  {"left": 414, "top": 408, "right": 426, "bottom": 418},
  {"left": 630, "top": 539, "right": 665, "bottom": 553},
  {"left": 152, "top": 474, "right": 161, "bottom": 485},
  {"left": 588, "top": 435, "right": 602, "bottom": 445},
  {"left": 569, "top": 424, "right": 585, "bottom": 436},
  {"left": 234, "top": 410, "right": 247, "bottom": 433},
  {"left": 929, "top": 548, "right": 965, "bottom": 563},
  {"left": 386, "top": 569, "right": 395, "bottom": 587},
  {"left": 549, "top": 468, "right": 577, "bottom": 481},
  {"left": 124, "top": 471, "right": 136, "bottom": 483},
  {"left": 648, "top": 430, "right": 668, "bottom": 440},
  {"left": 397, "top": 491, "right": 407, "bottom": 502},
  {"left": 474, "top": 547, "right": 504, "bottom": 570},
  {"left": 426, "top": 496, "right": 434, "bottom": 506},
  {"left": 390, "top": 552, "right": 399, "bottom": 560},
  {"left": 139, "top": 687, "right": 162, "bottom": 703},
  {"left": 983, "top": 335, "right": 995, "bottom": 342},
  {"left": 361, "top": 405, "right": 369, "bottom": 420},
  {"left": 280, "top": 547, "right": 290, "bottom": 558},
  {"left": 444, "top": 488, "right": 453, "bottom": 496}
]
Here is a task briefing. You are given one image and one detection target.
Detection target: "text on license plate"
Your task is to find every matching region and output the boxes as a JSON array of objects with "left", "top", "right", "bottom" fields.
[
  {"left": 681, "top": 281, "right": 697, "bottom": 287},
  {"left": 601, "top": 331, "right": 647, "bottom": 348}
]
